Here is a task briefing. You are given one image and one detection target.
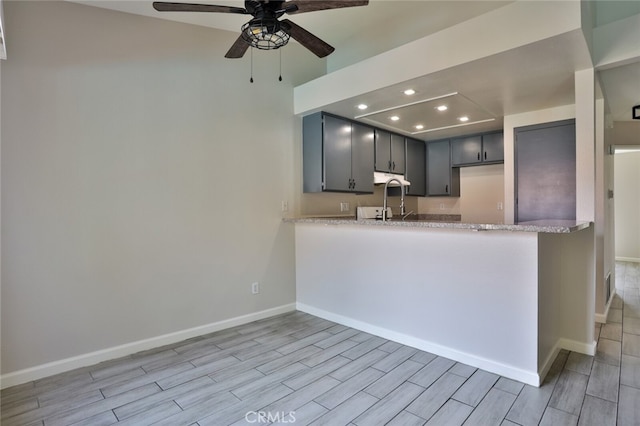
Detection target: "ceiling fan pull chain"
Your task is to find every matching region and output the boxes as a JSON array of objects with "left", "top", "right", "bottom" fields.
[
  {"left": 279, "top": 49, "right": 283, "bottom": 82},
  {"left": 250, "top": 48, "right": 254, "bottom": 83}
]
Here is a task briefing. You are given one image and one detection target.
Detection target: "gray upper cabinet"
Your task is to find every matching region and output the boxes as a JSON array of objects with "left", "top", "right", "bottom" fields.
[
  {"left": 375, "top": 129, "right": 406, "bottom": 174},
  {"left": 303, "top": 112, "right": 374, "bottom": 194},
  {"left": 427, "top": 139, "right": 460, "bottom": 197},
  {"left": 482, "top": 132, "right": 504, "bottom": 163},
  {"left": 350, "top": 122, "right": 376, "bottom": 193},
  {"left": 323, "top": 114, "right": 353, "bottom": 192},
  {"left": 451, "top": 135, "right": 482, "bottom": 165},
  {"left": 405, "top": 138, "right": 426, "bottom": 196},
  {"left": 451, "top": 132, "right": 504, "bottom": 166}
]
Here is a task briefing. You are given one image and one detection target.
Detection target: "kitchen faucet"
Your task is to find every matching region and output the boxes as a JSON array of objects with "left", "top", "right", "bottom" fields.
[{"left": 382, "top": 178, "right": 405, "bottom": 222}]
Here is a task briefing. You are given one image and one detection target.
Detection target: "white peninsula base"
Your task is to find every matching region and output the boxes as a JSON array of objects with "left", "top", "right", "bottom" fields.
[{"left": 293, "top": 221, "right": 595, "bottom": 386}]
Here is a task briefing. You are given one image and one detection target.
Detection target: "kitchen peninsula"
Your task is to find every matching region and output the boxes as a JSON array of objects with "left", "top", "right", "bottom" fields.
[{"left": 285, "top": 217, "right": 595, "bottom": 386}]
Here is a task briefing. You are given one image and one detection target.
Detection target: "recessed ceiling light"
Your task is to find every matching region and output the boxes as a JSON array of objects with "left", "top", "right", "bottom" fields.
[
  {"left": 415, "top": 124, "right": 424, "bottom": 130},
  {"left": 404, "top": 89, "right": 416, "bottom": 96},
  {"left": 390, "top": 116, "right": 400, "bottom": 121},
  {"left": 458, "top": 116, "right": 469, "bottom": 122},
  {"left": 436, "top": 105, "right": 448, "bottom": 111},
  {"left": 357, "top": 104, "right": 368, "bottom": 110}
]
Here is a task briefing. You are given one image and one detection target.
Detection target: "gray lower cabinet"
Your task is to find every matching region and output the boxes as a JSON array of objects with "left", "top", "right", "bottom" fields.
[
  {"left": 405, "top": 138, "right": 426, "bottom": 196},
  {"left": 375, "top": 129, "right": 406, "bottom": 174},
  {"left": 451, "top": 132, "right": 504, "bottom": 166},
  {"left": 303, "top": 112, "right": 374, "bottom": 194},
  {"left": 427, "top": 139, "right": 460, "bottom": 197}
]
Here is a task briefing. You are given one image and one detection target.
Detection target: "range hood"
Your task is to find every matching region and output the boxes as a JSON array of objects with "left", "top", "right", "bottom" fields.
[{"left": 373, "top": 172, "right": 411, "bottom": 187}]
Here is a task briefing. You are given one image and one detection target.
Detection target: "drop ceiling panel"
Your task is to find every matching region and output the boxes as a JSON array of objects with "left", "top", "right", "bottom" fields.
[{"left": 355, "top": 93, "right": 496, "bottom": 135}]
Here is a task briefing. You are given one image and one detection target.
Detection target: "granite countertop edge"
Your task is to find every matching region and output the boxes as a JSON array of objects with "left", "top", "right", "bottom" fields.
[{"left": 283, "top": 217, "right": 592, "bottom": 234}]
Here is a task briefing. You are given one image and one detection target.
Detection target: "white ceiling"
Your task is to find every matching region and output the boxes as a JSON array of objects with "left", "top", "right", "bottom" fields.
[{"left": 69, "top": 0, "right": 640, "bottom": 138}]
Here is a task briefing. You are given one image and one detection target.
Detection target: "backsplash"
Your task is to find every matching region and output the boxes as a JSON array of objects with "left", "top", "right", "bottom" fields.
[{"left": 298, "top": 186, "right": 419, "bottom": 217}]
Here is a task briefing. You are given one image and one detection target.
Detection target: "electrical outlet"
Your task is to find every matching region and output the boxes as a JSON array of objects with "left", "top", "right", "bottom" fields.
[
  {"left": 340, "top": 202, "right": 350, "bottom": 212},
  {"left": 281, "top": 201, "right": 288, "bottom": 212},
  {"left": 251, "top": 282, "right": 259, "bottom": 294}
]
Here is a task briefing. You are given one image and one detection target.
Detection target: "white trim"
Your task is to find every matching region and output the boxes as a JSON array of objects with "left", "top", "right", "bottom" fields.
[
  {"left": 536, "top": 337, "right": 595, "bottom": 383},
  {"left": 595, "top": 288, "right": 616, "bottom": 324},
  {"left": 296, "top": 303, "right": 541, "bottom": 387},
  {"left": 538, "top": 341, "right": 562, "bottom": 383},
  {"left": 0, "top": 304, "right": 296, "bottom": 389},
  {"left": 559, "top": 338, "right": 597, "bottom": 356},
  {"left": 616, "top": 257, "right": 640, "bottom": 263}
]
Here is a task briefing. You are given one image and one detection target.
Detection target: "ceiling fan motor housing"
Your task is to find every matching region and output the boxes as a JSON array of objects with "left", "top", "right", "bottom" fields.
[{"left": 241, "top": 17, "right": 290, "bottom": 50}]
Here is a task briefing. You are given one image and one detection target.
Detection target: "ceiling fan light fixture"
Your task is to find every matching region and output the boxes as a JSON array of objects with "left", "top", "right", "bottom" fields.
[{"left": 241, "top": 18, "right": 290, "bottom": 50}]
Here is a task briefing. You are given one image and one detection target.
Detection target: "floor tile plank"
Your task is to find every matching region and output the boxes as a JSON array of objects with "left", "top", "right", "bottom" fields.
[
  {"left": 585, "top": 361, "right": 619, "bottom": 402},
  {"left": 577, "top": 394, "right": 616, "bottom": 426},
  {"left": 354, "top": 381, "right": 424, "bottom": 425},
  {"left": 617, "top": 385, "right": 640, "bottom": 426},
  {"left": 424, "top": 399, "right": 473, "bottom": 426},
  {"left": 548, "top": 370, "right": 589, "bottom": 415},
  {"left": 406, "top": 372, "right": 467, "bottom": 421},
  {"left": 309, "top": 391, "right": 378, "bottom": 426},
  {"left": 364, "top": 359, "right": 424, "bottom": 399},
  {"left": 315, "top": 367, "right": 384, "bottom": 409},
  {"left": 452, "top": 369, "right": 500, "bottom": 407},
  {"left": 462, "top": 388, "right": 516, "bottom": 426}
]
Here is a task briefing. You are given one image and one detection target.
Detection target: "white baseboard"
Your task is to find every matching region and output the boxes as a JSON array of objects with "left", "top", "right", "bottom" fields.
[
  {"left": 0, "top": 303, "right": 296, "bottom": 390},
  {"left": 595, "top": 288, "right": 616, "bottom": 324},
  {"left": 296, "top": 303, "right": 541, "bottom": 387},
  {"left": 537, "top": 337, "right": 596, "bottom": 386},
  {"left": 559, "top": 337, "right": 596, "bottom": 356},
  {"left": 616, "top": 257, "right": 640, "bottom": 263}
]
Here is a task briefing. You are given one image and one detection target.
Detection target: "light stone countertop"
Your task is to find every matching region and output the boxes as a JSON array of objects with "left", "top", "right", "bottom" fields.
[{"left": 284, "top": 216, "right": 592, "bottom": 234}]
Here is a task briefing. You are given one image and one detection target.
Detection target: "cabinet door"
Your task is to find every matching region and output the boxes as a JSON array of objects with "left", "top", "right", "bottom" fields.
[
  {"left": 482, "top": 132, "right": 504, "bottom": 163},
  {"left": 374, "top": 129, "right": 391, "bottom": 172},
  {"left": 405, "top": 138, "right": 426, "bottom": 196},
  {"left": 351, "top": 122, "right": 375, "bottom": 193},
  {"left": 451, "top": 135, "right": 482, "bottom": 166},
  {"left": 323, "top": 115, "right": 353, "bottom": 192},
  {"left": 390, "top": 133, "right": 406, "bottom": 174},
  {"left": 427, "top": 140, "right": 452, "bottom": 195}
]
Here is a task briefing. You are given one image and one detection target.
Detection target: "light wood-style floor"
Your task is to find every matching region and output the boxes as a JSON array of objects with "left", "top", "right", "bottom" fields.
[{"left": 2, "top": 262, "right": 639, "bottom": 426}]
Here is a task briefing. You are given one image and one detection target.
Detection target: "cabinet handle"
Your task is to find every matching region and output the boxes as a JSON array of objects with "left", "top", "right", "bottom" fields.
[
  {"left": 388, "top": 160, "right": 392, "bottom": 170},
  {"left": 445, "top": 184, "right": 449, "bottom": 193},
  {"left": 477, "top": 152, "right": 480, "bottom": 160},
  {"left": 484, "top": 151, "right": 487, "bottom": 160},
  {"left": 392, "top": 161, "right": 396, "bottom": 170}
]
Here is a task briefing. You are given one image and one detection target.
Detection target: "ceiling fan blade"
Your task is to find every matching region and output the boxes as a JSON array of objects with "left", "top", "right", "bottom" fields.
[
  {"left": 285, "top": 0, "right": 368, "bottom": 14},
  {"left": 281, "top": 19, "right": 334, "bottom": 58},
  {"left": 224, "top": 35, "right": 250, "bottom": 58},
  {"left": 152, "top": 2, "right": 248, "bottom": 14}
]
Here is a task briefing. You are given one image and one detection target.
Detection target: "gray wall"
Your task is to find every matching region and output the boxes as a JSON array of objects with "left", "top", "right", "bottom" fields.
[{"left": 0, "top": 1, "right": 321, "bottom": 374}]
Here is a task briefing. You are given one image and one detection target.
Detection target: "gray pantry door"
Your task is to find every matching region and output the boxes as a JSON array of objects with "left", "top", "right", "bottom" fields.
[{"left": 515, "top": 119, "right": 576, "bottom": 222}]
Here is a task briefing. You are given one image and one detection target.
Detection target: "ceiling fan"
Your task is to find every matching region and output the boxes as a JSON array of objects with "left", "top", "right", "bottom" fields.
[{"left": 152, "top": 1, "right": 369, "bottom": 58}]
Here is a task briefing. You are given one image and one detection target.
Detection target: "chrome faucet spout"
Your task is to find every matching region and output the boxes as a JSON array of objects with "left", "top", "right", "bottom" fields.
[{"left": 382, "top": 178, "right": 405, "bottom": 222}]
